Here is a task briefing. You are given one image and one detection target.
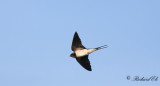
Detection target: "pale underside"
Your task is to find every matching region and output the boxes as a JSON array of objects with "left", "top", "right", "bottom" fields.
[{"left": 75, "top": 48, "right": 97, "bottom": 57}]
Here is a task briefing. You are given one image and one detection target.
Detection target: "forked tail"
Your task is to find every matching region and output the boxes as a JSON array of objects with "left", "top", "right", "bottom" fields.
[{"left": 95, "top": 45, "right": 108, "bottom": 50}]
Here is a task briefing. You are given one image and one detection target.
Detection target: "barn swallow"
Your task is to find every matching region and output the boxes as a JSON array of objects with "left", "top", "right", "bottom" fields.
[{"left": 70, "top": 32, "right": 107, "bottom": 71}]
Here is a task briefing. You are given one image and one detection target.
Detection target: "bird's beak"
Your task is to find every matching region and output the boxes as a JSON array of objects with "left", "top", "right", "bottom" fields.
[{"left": 70, "top": 54, "right": 75, "bottom": 58}]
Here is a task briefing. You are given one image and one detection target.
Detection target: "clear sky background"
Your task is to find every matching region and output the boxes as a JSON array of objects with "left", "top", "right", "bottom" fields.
[{"left": 0, "top": 0, "right": 160, "bottom": 86}]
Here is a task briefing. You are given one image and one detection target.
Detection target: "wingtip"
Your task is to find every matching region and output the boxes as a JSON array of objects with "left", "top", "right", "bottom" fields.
[
  {"left": 74, "top": 31, "right": 78, "bottom": 36},
  {"left": 86, "top": 68, "right": 92, "bottom": 71},
  {"left": 88, "top": 69, "right": 92, "bottom": 71}
]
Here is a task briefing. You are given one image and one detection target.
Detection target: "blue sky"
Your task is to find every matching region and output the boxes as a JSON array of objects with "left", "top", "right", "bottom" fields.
[{"left": 0, "top": 0, "right": 160, "bottom": 86}]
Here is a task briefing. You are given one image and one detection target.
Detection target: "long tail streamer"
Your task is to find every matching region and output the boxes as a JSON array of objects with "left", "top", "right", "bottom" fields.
[{"left": 96, "top": 45, "right": 108, "bottom": 50}]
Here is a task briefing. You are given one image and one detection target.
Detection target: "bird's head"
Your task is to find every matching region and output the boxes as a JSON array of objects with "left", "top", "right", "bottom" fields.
[{"left": 70, "top": 53, "right": 76, "bottom": 58}]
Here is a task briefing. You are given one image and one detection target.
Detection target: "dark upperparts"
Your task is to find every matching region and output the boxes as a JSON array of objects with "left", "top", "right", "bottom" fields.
[{"left": 71, "top": 32, "right": 86, "bottom": 51}]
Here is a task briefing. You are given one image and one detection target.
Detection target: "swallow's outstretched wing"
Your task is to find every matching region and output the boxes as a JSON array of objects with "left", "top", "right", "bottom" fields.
[
  {"left": 76, "top": 55, "right": 92, "bottom": 71},
  {"left": 71, "top": 32, "right": 86, "bottom": 51}
]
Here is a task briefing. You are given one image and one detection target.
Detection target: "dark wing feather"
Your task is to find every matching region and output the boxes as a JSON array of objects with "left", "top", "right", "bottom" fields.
[
  {"left": 76, "top": 55, "right": 92, "bottom": 71},
  {"left": 71, "top": 32, "right": 86, "bottom": 51}
]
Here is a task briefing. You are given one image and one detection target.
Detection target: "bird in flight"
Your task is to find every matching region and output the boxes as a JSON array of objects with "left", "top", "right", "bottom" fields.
[{"left": 70, "top": 32, "right": 107, "bottom": 71}]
